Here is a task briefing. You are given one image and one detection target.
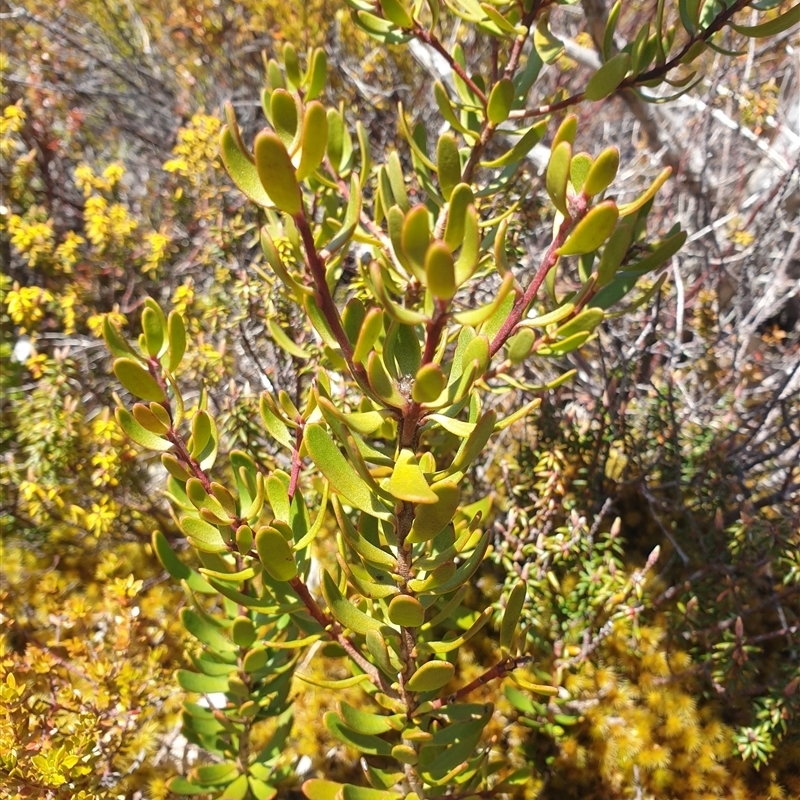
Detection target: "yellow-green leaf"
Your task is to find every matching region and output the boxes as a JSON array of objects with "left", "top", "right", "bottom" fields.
[
  {"left": 321, "top": 569, "right": 384, "bottom": 634},
  {"left": 304, "top": 424, "right": 392, "bottom": 519},
  {"left": 388, "top": 595, "right": 425, "bottom": 627},
  {"left": 412, "top": 363, "right": 447, "bottom": 404},
  {"left": 436, "top": 133, "right": 461, "bottom": 201},
  {"left": 255, "top": 526, "right": 298, "bottom": 581},
  {"left": 546, "top": 141, "right": 571, "bottom": 215},
  {"left": 220, "top": 127, "right": 274, "bottom": 208},
  {"left": 296, "top": 101, "right": 328, "bottom": 180},
  {"left": 407, "top": 660, "right": 455, "bottom": 692},
  {"left": 487, "top": 78, "right": 514, "bottom": 124},
  {"left": 407, "top": 481, "right": 461, "bottom": 543},
  {"left": 558, "top": 201, "right": 619, "bottom": 256},
  {"left": 583, "top": 145, "right": 620, "bottom": 197},
  {"left": 425, "top": 242, "right": 456, "bottom": 302},
  {"left": 584, "top": 52, "right": 630, "bottom": 101},
  {"left": 254, "top": 131, "right": 302, "bottom": 216},
  {"left": 114, "top": 357, "right": 164, "bottom": 402},
  {"left": 390, "top": 448, "right": 438, "bottom": 504}
]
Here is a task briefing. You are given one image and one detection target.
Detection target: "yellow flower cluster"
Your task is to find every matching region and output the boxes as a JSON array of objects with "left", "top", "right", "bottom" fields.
[
  {"left": 0, "top": 102, "right": 25, "bottom": 157},
  {"left": 74, "top": 162, "right": 125, "bottom": 196},
  {"left": 87, "top": 306, "right": 127, "bottom": 339},
  {"left": 84, "top": 194, "right": 138, "bottom": 251},
  {"left": 5, "top": 283, "right": 55, "bottom": 332},
  {"left": 53, "top": 230, "right": 84, "bottom": 273},
  {"left": 142, "top": 229, "right": 172, "bottom": 276},
  {"left": 7, "top": 209, "right": 55, "bottom": 267},
  {"left": 163, "top": 111, "right": 221, "bottom": 187}
]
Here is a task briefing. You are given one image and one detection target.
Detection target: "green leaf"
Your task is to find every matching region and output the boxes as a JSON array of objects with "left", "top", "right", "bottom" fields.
[
  {"left": 407, "top": 481, "right": 461, "bottom": 543},
  {"left": 141, "top": 307, "right": 165, "bottom": 358},
  {"left": 420, "top": 606, "right": 492, "bottom": 653},
  {"left": 618, "top": 167, "right": 671, "bottom": 217},
  {"left": 168, "top": 777, "right": 223, "bottom": 795},
  {"left": 341, "top": 786, "right": 403, "bottom": 800},
  {"left": 584, "top": 52, "right": 630, "bottom": 101},
  {"left": 152, "top": 531, "right": 214, "bottom": 593},
  {"left": 296, "top": 101, "right": 329, "bottom": 180},
  {"left": 500, "top": 580, "right": 526, "bottom": 651},
  {"left": 387, "top": 595, "right": 425, "bottom": 627},
  {"left": 386, "top": 151, "right": 410, "bottom": 212},
  {"left": 255, "top": 526, "right": 298, "bottom": 581},
  {"left": 487, "top": 78, "right": 514, "bottom": 124},
  {"left": 452, "top": 272, "right": 513, "bottom": 327},
  {"left": 412, "top": 363, "right": 447, "bottom": 404},
  {"left": 443, "top": 184, "right": 474, "bottom": 250},
  {"left": 553, "top": 114, "right": 578, "bottom": 148},
  {"left": 220, "top": 127, "right": 274, "bottom": 207},
  {"left": 433, "top": 82, "right": 474, "bottom": 139},
  {"left": 177, "top": 669, "right": 230, "bottom": 693},
  {"left": 480, "top": 2, "right": 524, "bottom": 36},
  {"left": 231, "top": 617, "right": 257, "bottom": 648},
  {"left": 353, "top": 308, "right": 384, "bottom": 365},
  {"left": 267, "top": 317, "right": 310, "bottom": 359},
  {"left": 339, "top": 702, "right": 399, "bottom": 735},
  {"left": 270, "top": 89, "right": 300, "bottom": 149},
  {"left": 425, "top": 242, "right": 456, "bottom": 302},
  {"left": 555, "top": 308, "right": 604, "bottom": 339},
  {"left": 558, "top": 201, "right": 619, "bottom": 256},
  {"left": 254, "top": 131, "right": 302, "bottom": 216},
  {"left": 402, "top": 205, "right": 431, "bottom": 280},
  {"left": 303, "top": 779, "right": 343, "bottom": 800},
  {"left": 546, "top": 141, "right": 571, "bottom": 216},
  {"left": 407, "top": 660, "right": 455, "bottom": 692},
  {"left": 534, "top": 11, "right": 564, "bottom": 64},
  {"left": 628, "top": 229, "right": 687, "bottom": 276},
  {"left": 181, "top": 607, "right": 236, "bottom": 652},
  {"left": 304, "top": 424, "right": 392, "bottom": 519},
  {"left": 454, "top": 204, "right": 480, "bottom": 285},
  {"left": 283, "top": 43, "right": 301, "bottom": 88},
  {"left": 436, "top": 134, "right": 462, "bottom": 201},
  {"left": 367, "top": 351, "right": 405, "bottom": 407},
  {"left": 537, "top": 330, "right": 593, "bottom": 356},
  {"left": 325, "top": 712, "right": 394, "bottom": 756},
  {"left": 248, "top": 778, "right": 277, "bottom": 800},
  {"left": 115, "top": 407, "right": 173, "bottom": 451},
  {"left": 365, "top": 629, "right": 398, "bottom": 676},
  {"left": 305, "top": 48, "right": 328, "bottom": 101},
  {"left": 507, "top": 328, "right": 535, "bottom": 364},
  {"left": 321, "top": 569, "right": 384, "bottom": 635},
  {"left": 603, "top": 0, "right": 622, "bottom": 59},
  {"left": 103, "top": 315, "right": 136, "bottom": 359},
  {"left": 729, "top": 3, "right": 800, "bottom": 37},
  {"left": 480, "top": 120, "right": 547, "bottom": 169},
  {"left": 114, "top": 357, "right": 164, "bottom": 402},
  {"left": 391, "top": 744, "right": 418, "bottom": 765},
  {"left": 423, "top": 530, "right": 490, "bottom": 595},
  {"left": 180, "top": 516, "right": 229, "bottom": 553},
  {"left": 570, "top": 152, "right": 593, "bottom": 194},
  {"left": 448, "top": 409, "right": 497, "bottom": 474},
  {"left": 191, "top": 410, "right": 218, "bottom": 470},
  {"left": 390, "top": 449, "right": 438, "bottom": 504},
  {"left": 595, "top": 222, "right": 633, "bottom": 286},
  {"left": 167, "top": 311, "right": 186, "bottom": 373},
  {"left": 260, "top": 393, "right": 295, "bottom": 451},
  {"left": 335, "top": 500, "right": 396, "bottom": 570},
  {"left": 379, "top": 0, "right": 414, "bottom": 27},
  {"left": 583, "top": 146, "right": 619, "bottom": 197}
]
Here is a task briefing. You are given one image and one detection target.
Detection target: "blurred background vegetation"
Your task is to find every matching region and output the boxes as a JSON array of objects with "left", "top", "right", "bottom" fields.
[{"left": 1, "top": 0, "right": 798, "bottom": 798}]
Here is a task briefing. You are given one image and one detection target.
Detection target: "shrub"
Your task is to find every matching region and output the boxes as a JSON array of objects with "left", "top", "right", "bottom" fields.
[{"left": 99, "top": 1, "right": 800, "bottom": 798}]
